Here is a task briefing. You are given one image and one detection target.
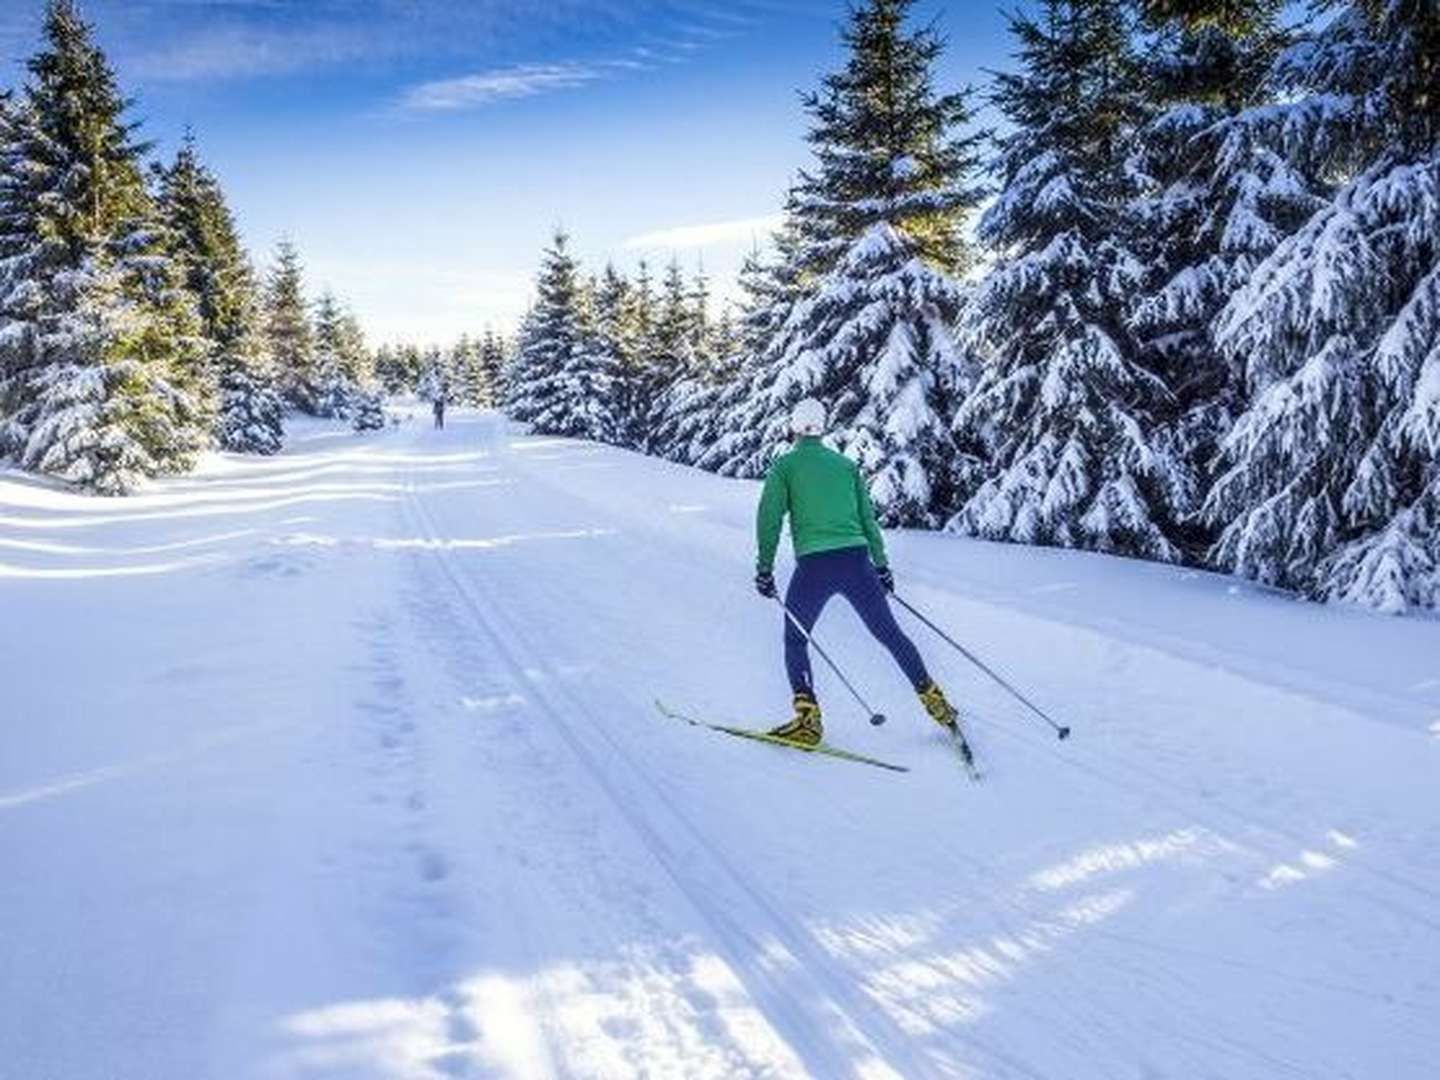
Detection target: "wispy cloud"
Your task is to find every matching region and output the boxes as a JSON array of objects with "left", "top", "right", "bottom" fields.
[
  {"left": 623, "top": 213, "right": 784, "bottom": 251},
  {"left": 126, "top": 23, "right": 383, "bottom": 81},
  {"left": 399, "top": 62, "right": 606, "bottom": 111},
  {"left": 21, "top": 0, "right": 789, "bottom": 107}
]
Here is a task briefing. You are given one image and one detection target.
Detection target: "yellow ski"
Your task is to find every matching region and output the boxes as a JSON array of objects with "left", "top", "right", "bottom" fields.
[{"left": 656, "top": 700, "right": 909, "bottom": 773}]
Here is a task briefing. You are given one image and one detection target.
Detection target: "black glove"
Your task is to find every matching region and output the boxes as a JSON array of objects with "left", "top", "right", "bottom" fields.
[
  {"left": 876, "top": 565, "right": 895, "bottom": 593},
  {"left": 755, "top": 570, "right": 777, "bottom": 598}
]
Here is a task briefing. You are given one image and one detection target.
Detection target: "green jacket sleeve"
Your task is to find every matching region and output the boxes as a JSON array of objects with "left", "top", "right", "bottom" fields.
[
  {"left": 755, "top": 459, "right": 789, "bottom": 573},
  {"left": 854, "top": 465, "right": 888, "bottom": 567}
]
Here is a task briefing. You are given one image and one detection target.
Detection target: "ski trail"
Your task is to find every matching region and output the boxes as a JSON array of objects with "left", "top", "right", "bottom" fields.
[
  {"left": 7, "top": 411, "right": 1436, "bottom": 1080},
  {"left": 434, "top": 415, "right": 1438, "bottom": 1078},
  {"left": 457, "top": 430, "right": 1211, "bottom": 1073}
]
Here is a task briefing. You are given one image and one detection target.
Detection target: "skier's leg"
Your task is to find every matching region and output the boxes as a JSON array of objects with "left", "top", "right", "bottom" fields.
[
  {"left": 782, "top": 555, "right": 833, "bottom": 696},
  {"left": 839, "top": 549, "right": 930, "bottom": 690}
]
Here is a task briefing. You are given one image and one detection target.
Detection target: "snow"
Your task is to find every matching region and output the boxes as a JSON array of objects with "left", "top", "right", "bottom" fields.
[{"left": 2, "top": 409, "right": 1438, "bottom": 1079}]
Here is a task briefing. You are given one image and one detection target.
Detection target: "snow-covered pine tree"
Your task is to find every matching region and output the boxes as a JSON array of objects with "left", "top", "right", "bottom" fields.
[
  {"left": 606, "top": 261, "right": 655, "bottom": 449},
  {"left": 396, "top": 343, "right": 423, "bottom": 394},
  {"left": 476, "top": 329, "right": 505, "bottom": 407},
  {"left": 680, "top": 299, "right": 748, "bottom": 470},
  {"left": 686, "top": 267, "right": 715, "bottom": 378},
  {"left": 709, "top": 303, "right": 739, "bottom": 378},
  {"left": 449, "top": 334, "right": 477, "bottom": 405},
  {"left": 156, "top": 132, "right": 283, "bottom": 455},
  {"left": 0, "top": 89, "right": 39, "bottom": 456},
  {"left": 950, "top": 0, "right": 1191, "bottom": 557},
  {"left": 350, "top": 389, "right": 386, "bottom": 432},
  {"left": 1128, "top": 1, "right": 1318, "bottom": 514},
  {"left": 1205, "top": 0, "right": 1440, "bottom": 611},
  {"left": 265, "top": 238, "right": 315, "bottom": 413},
  {"left": 780, "top": 222, "right": 968, "bottom": 524},
  {"left": 720, "top": 0, "right": 984, "bottom": 523},
  {"left": 505, "top": 230, "right": 607, "bottom": 437},
  {"left": 583, "top": 265, "right": 639, "bottom": 445},
  {"left": 416, "top": 347, "right": 448, "bottom": 405},
  {"left": 0, "top": 0, "right": 211, "bottom": 493},
  {"left": 311, "top": 291, "right": 353, "bottom": 418},
  {"left": 529, "top": 264, "right": 614, "bottom": 440},
  {"left": 791, "top": 0, "right": 986, "bottom": 279},
  {"left": 648, "top": 263, "right": 716, "bottom": 461},
  {"left": 372, "top": 345, "right": 403, "bottom": 395},
  {"left": 336, "top": 307, "right": 370, "bottom": 389}
]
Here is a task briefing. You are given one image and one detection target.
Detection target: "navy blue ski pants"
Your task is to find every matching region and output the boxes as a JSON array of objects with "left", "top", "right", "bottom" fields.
[{"left": 783, "top": 545, "right": 929, "bottom": 697}]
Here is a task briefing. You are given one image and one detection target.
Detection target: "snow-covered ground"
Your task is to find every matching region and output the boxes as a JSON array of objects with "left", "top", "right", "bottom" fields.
[{"left": 2, "top": 409, "right": 1438, "bottom": 1080}]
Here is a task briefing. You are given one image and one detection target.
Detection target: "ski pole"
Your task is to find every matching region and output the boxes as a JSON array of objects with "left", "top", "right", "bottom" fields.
[
  {"left": 774, "top": 596, "right": 888, "bottom": 727},
  {"left": 893, "top": 593, "right": 1071, "bottom": 740}
]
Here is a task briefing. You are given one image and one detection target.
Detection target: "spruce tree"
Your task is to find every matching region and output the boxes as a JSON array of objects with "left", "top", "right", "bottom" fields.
[
  {"left": 372, "top": 345, "right": 402, "bottom": 395},
  {"left": 265, "top": 238, "right": 315, "bottom": 413},
  {"left": 350, "top": 389, "right": 386, "bottom": 432},
  {"left": 416, "top": 348, "right": 448, "bottom": 405},
  {"left": 1128, "top": 2, "right": 1314, "bottom": 513},
  {"left": 572, "top": 266, "right": 636, "bottom": 445},
  {"left": 950, "top": 0, "right": 1191, "bottom": 558},
  {"left": 648, "top": 266, "right": 721, "bottom": 462},
  {"left": 645, "top": 260, "right": 702, "bottom": 456},
  {"left": 448, "top": 334, "right": 477, "bottom": 405},
  {"left": 336, "top": 307, "right": 369, "bottom": 388},
  {"left": 718, "top": 1, "right": 984, "bottom": 522},
  {"left": 792, "top": 0, "right": 985, "bottom": 277},
  {"left": 783, "top": 223, "right": 967, "bottom": 524},
  {"left": 0, "top": 90, "right": 38, "bottom": 455},
  {"left": 530, "top": 265, "right": 613, "bottom": 440},
  {"left": 618, "top": 259, "right": 660, "bottom": 448},
  {"left": 504, "top": 230, "right": 605, "bottom": 437},
  {"left": 686, "top": 268, "right": 715, "bottom": 378},
  {"left": 477, "top": 329, "right": 506, "bottom": 407},
  {"left": 396, "top": 343, "right": 423, "bottom": 394},
  {"left": 1206, "top": 0, "right": 1440, "bottom": 611},
  {"left": 311, "top": 291, "right": 353, "bottom": 418},
  {"left": 0, "top": 1, "right": 211, "bottom": 493},
  {"left": 156, "top": 132, "right": 283, "bottom": 455}
]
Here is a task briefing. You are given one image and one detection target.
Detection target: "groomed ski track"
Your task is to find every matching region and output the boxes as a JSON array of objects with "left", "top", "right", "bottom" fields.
[{"left": 2, "top": 409, "right": 1437, "bottom": 1079}]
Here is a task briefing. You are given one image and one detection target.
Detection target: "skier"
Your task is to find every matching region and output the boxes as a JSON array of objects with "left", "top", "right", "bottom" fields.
[
  {"left": 432, "top": 394, "right": 446, "bottom": 430},
  {"left": 755, "top": 398, "right": 961, "bottom": 746}
]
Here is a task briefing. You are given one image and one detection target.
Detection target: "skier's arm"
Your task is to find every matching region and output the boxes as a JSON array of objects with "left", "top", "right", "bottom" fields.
[
  {"left": 855, "top": 466, "right": 888, "bottom": 568},
  {"left": 755, "top": 460, "right": 789, "bottom": 573}
]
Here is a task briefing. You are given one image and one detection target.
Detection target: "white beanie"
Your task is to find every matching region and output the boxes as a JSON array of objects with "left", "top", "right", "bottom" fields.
[{"left": 789, "top": 397, "right": 826, "bottom": 436}]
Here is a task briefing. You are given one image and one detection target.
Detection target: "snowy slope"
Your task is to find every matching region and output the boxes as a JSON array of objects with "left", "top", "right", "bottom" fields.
[{"left": 2, "top": 409, "right": 1437, "bottom": 1080}]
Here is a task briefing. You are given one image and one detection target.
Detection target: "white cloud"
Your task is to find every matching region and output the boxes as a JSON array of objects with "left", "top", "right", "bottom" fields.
[
  {"left": 126, "top": 22, "right": 388, "bottom": 81},
  {"left": 400, "top": 62, "right": 605, "bottom": 111},
  {"left": 622, "top": 213, "right": 784, "bottom": 251}
]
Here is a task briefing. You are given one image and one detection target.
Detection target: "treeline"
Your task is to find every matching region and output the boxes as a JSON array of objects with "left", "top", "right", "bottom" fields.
[
  {"left": 503, "top": 0, "right": 1440, "bottom": 614},
  {"left": 505, "top": 248, "right": 740, "bottom": 448},
  {"left": 0, "top": 1, "right": 384, "bottom": 496},
  {"left": 373, "top": 331, "right": 508, "bottom": 409}
]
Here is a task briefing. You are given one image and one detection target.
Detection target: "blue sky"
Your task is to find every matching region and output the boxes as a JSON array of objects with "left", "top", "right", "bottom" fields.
[{"left": 0, "top": 1, "right": 1017, "bottom": 345}]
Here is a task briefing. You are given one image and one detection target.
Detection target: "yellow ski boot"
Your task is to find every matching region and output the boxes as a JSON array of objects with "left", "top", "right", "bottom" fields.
[
  {"left": 768, "top": 692, "right": 823, "bottom": 747},
  {"left": 918, "top": 681, "right": 959, "bottom": 732}
]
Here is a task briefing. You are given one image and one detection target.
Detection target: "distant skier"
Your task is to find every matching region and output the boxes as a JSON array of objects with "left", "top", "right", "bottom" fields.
[
  {"left": 754, "top": 398, "right": 960, "bottom": 746},
  {"left": 432, "top": 395, "right": 446, "bottom": 430}
]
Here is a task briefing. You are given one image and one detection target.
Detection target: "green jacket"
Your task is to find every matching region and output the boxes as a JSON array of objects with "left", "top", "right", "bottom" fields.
[{"left": 755, "top": 436, "right": 887, "bottom": 573}]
